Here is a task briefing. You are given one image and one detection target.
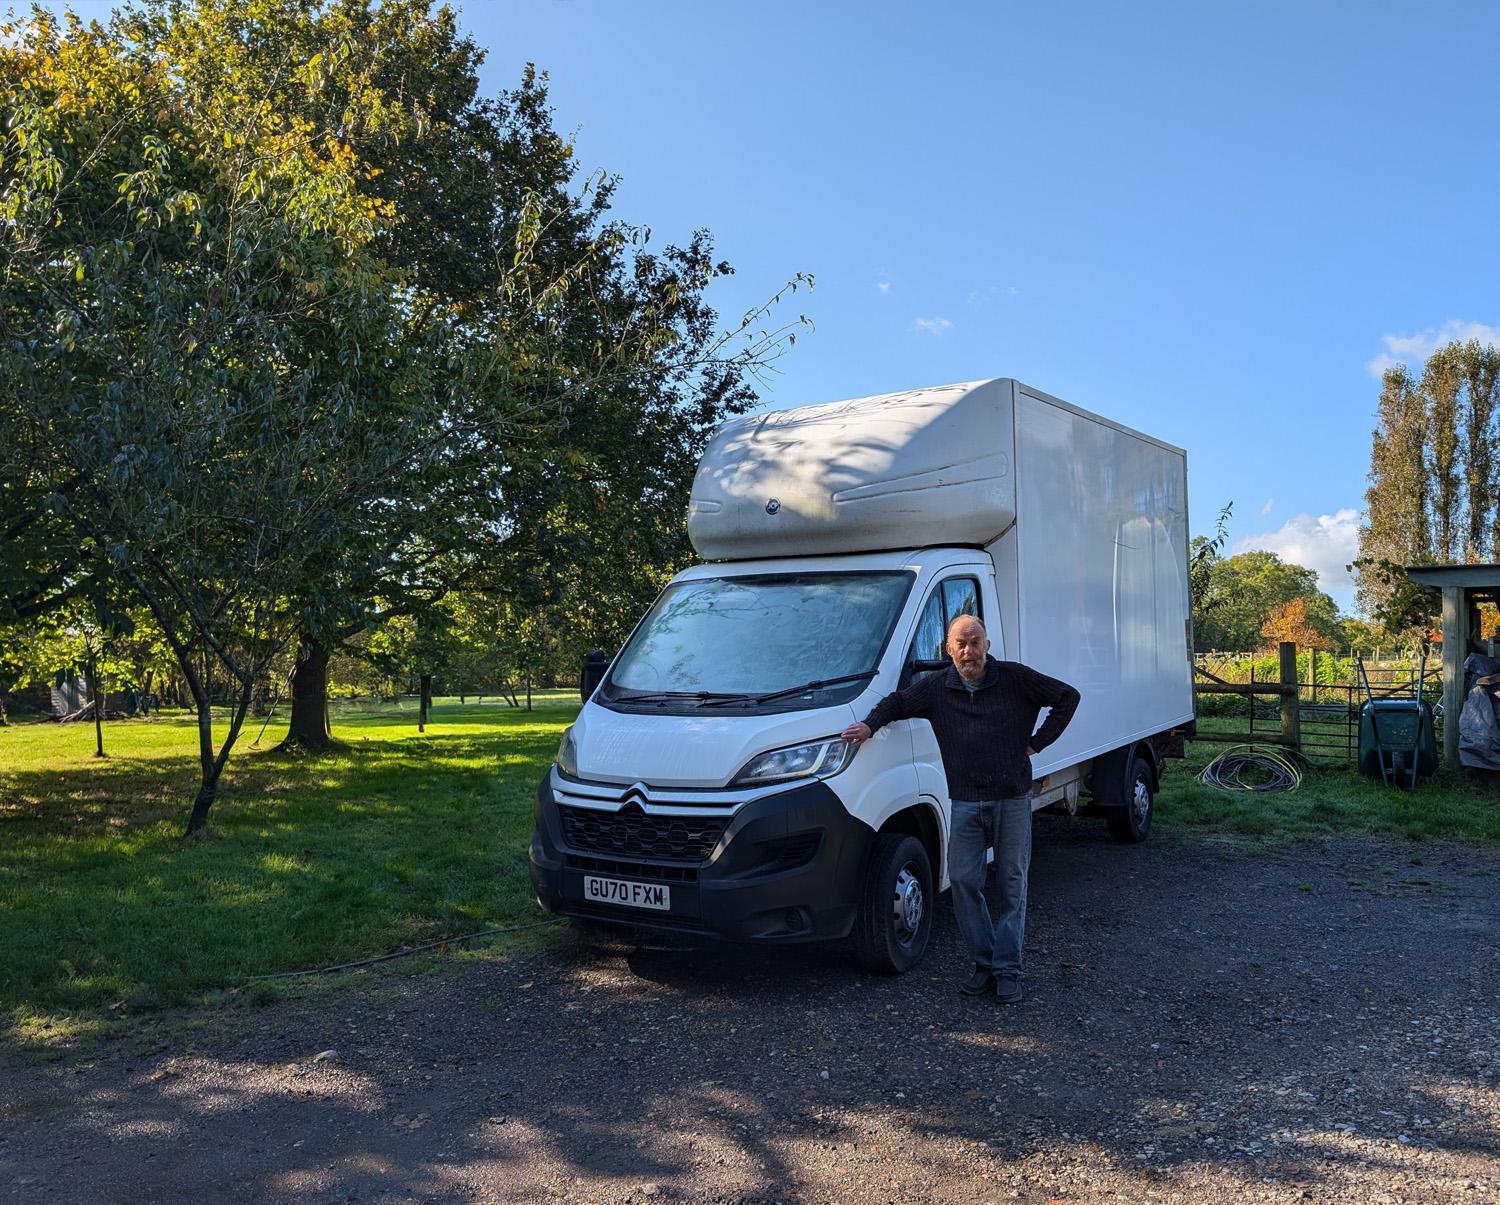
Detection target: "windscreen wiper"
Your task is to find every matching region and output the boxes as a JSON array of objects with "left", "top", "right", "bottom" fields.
[
  {"left": 611, "top": 690, "right": 715, "bottom": 705},
  {"left": 700, "top": 669, "right": 879, "bottom": 708}
]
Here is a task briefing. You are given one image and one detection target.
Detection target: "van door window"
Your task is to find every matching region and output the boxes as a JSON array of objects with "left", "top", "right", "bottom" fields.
[
  {"left": 943, "top": 578, "right": 980, "bottom": 625},
  {"left": 912, "top": 592, "right": 945, "bottom": 663},
  {"left": 905, "top": 575, "right": 984, "bottom": 684}
]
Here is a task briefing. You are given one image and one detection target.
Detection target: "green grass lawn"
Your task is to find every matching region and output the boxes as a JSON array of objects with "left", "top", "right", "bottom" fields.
[
  {"left": 3, "top": 696, "right": 1497, "bottom": 1048},
  {"left": 0, "top": 694, "right": 579, "bottom": 1044},
  {"left": 1160, "top": 720, "right": 1500, "bottom": 842}
]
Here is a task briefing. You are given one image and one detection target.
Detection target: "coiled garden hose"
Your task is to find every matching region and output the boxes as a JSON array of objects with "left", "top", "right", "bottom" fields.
[{"left": 1196, "top": 744, "right": 1304, "bottom": 792}]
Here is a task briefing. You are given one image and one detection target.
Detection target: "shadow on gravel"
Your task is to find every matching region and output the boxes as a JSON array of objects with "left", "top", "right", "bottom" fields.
[{"left": 4, "top": 817, "right": 1499, "bottom": 1202}]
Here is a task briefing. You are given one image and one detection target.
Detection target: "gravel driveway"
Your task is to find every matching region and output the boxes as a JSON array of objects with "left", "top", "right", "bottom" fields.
[{"left": 3, "top": 818, "right": 1498, "bottom": 1203}]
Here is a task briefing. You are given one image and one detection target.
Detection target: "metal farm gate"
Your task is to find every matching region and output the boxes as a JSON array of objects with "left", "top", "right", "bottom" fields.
[{"left": 1195, "top": 643, "right": 1442, "bottom": 766}]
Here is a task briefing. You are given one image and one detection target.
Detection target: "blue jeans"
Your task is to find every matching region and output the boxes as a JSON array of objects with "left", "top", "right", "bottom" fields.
[{"left": 949, "top": 796, "right": 1033, "bottom": 977}]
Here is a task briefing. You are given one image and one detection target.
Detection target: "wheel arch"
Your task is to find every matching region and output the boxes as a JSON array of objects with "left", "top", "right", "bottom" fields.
[
  {"left": 876, "top": 801, "right": 945, "bottom": 889},
  {"left": 1089, "top": 739, "right": 1158, "bottom": 805}
]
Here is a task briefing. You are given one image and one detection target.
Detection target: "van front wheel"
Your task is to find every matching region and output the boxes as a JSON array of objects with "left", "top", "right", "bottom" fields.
[{"left": 853, "top": 833, "right": 933, "bottom": 974}]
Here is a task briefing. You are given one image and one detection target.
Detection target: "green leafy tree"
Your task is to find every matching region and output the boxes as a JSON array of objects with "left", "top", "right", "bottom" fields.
[
  {"left": 1358, "top": 340, "right": 1500, "bottom": 616},
  {"left": 249, "top": 16, "right": 799, "bottom": 746},
  {"left": 0, "top": 4, "right": 496, "bottom": 831},
  {"left": 1194, "top": 550, "right": 1339, "bottom": 652},
  {"left": 1189, "top": 502, "right": 1233, "bottom": 650}
]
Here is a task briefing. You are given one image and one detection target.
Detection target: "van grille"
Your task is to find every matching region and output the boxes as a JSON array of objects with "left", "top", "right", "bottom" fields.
[{"left": 558, "top": 805, "right": 727, "bottom": 863}]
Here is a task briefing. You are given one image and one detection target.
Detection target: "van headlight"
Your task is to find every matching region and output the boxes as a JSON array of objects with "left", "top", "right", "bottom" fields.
[
  {"left": 731, "top": 738, "right": 853, "bottom": 786},
  {"left": 556, "top": 726, "right": 579, "bottom": 777}
]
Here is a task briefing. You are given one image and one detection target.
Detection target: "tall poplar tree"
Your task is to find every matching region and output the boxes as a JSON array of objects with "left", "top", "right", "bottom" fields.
[{"left": 1356, "top": 340, "right": 1500, "bottom": 624}]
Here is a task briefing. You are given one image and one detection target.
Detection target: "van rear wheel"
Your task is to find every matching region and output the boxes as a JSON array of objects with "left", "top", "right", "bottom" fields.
[
  {"left": 853, "top": 833, "right": 933, "bottom": 974},
  {"left": 1106, "top": 756, "right": 1154, "bottom": 843}
]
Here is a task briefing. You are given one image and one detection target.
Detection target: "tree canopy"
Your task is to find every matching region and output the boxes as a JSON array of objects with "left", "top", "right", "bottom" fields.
[
  {"left": 0, "top": 0, "right": 801, "bottom": 830},
  {"left": 1357, "top": 340, "right": 1500, "bottom": 627},
  {"left": 1192, "top": 549, "right": 1339, "bottom": 652}
]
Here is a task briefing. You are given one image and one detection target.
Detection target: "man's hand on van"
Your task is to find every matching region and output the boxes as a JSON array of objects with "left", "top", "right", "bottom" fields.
[{"left": 842, "top": 721, "right": 872, "bottom": 749}]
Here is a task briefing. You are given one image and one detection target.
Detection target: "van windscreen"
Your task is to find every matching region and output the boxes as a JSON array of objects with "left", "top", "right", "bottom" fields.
[{"left": 603, "top": 571, "right": 913, "bottom": 706}]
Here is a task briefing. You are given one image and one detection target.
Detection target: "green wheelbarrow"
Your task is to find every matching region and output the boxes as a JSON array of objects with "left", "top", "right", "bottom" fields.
[{"left": 1356, "top": 654, "right": 1437, "bottom": 789}]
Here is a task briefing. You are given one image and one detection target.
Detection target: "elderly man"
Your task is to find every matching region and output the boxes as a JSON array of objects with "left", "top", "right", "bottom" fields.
[{"left": 842, "top": 614, "right": 1079, "bottom": 1002}]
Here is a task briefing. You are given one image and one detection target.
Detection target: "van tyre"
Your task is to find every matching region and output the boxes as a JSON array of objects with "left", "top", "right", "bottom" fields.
[
  {"left": 853, "top": 833, "right": 933, "bottom": 974},
  {"left": 1107, "top": 756, "right": 1154, "bottom": 844}
]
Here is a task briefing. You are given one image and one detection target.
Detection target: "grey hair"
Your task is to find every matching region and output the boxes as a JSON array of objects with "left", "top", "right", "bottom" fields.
[{"left": 946, "top": 614, "right": 987, "bottom": 639}]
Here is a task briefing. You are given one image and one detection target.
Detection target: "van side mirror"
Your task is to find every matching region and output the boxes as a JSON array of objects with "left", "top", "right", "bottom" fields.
[{"left": 580, "top": 650, "right": 610, "bottom": 701}]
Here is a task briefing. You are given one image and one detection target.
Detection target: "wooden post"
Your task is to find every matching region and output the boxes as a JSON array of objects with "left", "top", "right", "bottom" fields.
[
  {"left": 1279, "top": 641, "right": 1300, "bottom": 751},
  {"left": 1440, "top": 586, "right": 1468, "bottom": 768}
]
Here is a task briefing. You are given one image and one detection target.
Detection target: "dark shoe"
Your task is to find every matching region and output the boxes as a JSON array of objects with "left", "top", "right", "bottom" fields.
[
  {"left": 960, "top": 967, "right": 995, "bottom": 996},
  {"left": 994, "top": 975, "right": 1024, "bottom": 1004}
]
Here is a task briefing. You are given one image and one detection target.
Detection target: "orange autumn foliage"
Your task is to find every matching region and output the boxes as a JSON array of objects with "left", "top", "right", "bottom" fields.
[{"left": 1260, "top": 597, "right": 1331, "bottom": 651}]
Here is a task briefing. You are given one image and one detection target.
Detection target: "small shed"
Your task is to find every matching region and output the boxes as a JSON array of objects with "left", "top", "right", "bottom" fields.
[
  {"left": 1404, "top": 564, "right": 1500, "bottom": 766},
  {"left": 49, "top": 670, "right": 92, "bottom": 717}
]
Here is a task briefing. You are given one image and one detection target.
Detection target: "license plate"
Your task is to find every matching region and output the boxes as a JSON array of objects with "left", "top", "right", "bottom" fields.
[{"left": 583, "top": 875, "right": 670, "bottom": 912}]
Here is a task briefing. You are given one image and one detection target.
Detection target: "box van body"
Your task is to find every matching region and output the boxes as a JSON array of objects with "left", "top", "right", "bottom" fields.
[{"left": 530, "top": 379, "right": 1193, "bottom": 971}]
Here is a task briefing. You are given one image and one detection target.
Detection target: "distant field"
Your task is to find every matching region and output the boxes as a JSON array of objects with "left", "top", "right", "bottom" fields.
[
  {"left": 3, "top": 694, "right": 1497, "bottom": 1047},
  {"left": 0, "top": 695, "right": 578, "bottom": 1044}
]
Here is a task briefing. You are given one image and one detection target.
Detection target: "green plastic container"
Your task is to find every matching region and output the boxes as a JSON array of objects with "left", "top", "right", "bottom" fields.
[{"left": 1357, "top": 699, "right": 1437, "bottom": 787}]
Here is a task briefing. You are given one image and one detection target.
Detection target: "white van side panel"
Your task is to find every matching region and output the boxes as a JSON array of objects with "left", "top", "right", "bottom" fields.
[{"left": 994, "top": 383, "right": 1193, "bottom": 778}]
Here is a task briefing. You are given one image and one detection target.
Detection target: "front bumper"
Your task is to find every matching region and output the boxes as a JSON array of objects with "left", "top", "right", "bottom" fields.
[{"left": 529, "top": 771, "right": 874, "bottom": 941}]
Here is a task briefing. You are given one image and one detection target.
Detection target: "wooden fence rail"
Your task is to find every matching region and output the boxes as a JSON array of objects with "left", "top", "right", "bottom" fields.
[{"left": 1193, "top": 641, "right": 1301, "bottom": 749}]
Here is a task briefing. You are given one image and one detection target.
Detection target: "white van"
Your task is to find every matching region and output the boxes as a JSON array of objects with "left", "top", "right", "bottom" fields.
[{"left": 530, "top": 379, "right": 1194, "bottom": 972}]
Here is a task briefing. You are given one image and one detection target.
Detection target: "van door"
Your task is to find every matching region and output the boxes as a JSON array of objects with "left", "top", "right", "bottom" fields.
[{"left": 901, "top": 574, "right": 985, "bottom": 870}]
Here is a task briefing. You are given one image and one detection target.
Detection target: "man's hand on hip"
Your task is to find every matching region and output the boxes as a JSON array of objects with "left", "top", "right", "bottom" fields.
[{"left": 842, "top": 721, "right": 872, "bottom": 748}]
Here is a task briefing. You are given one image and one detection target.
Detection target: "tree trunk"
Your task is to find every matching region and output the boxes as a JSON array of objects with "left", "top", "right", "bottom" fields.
[
  {"left": 419, "top": 673, "right": 432, "bottom": 732},
  {"left": 525, "top": 673, "right": 532, "bottom": 712},
  {"left": 0, "top": 694, "right": 8, "bottom": 726},
  {"left": 279, "top": 637, "right": 334, "bottom": 751},
  {"left": 90, "top": 654, "right": 106, "bottom": 758},
  {"left": 182, "top": 678, "right": 254, "bottom": 837},
  {"left": 185, "top": 781, "right": 218, "bottom": 835}
]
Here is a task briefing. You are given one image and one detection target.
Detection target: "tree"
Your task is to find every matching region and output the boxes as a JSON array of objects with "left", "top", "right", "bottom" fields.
[
  {"left": 1, "top": 4, "right": 492, "bottom": 831},
  {"left": 1261, "top": 597, "right": 1330, "bottom": 652},
  {"left": 1189, "top": 502, "right": 1233, "bottom": 649},
  {"left": 251, "top": 17, "right": 795, "bottom": 746},
  {"left": 1193, "top": 551, "right": 1338, "bottom": 652},
  {"left": 1, "top": 0, "right": 802, "bottom": 833},
  {"left": 1358, "top": 340, "right": 1500, "bottom": 616}
]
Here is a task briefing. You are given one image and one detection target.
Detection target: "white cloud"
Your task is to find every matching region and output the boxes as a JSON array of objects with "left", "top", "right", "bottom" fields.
[
  {"left": 1259, "top": 497, "right": 1275, "bottom": 517},
  {"left": 876, "top": 280, "right": 891, "bottom": 295},
  {"left": 1233, "top": 509, "right": 1361, "bottom": 598},
  {"left": 964, "top": 285, "right": 1019, "bottom": 306},
  {"left": 1368, "top": 320, "right": 1500, "bottom": 378},
  {"left": 913, "top": 316, "right": 953, "bottom": 336}
]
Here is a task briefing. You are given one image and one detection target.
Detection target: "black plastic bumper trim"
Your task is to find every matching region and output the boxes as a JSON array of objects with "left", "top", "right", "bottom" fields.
[{"left": 530, "top": 774, "right": 873, "bottom": 942}]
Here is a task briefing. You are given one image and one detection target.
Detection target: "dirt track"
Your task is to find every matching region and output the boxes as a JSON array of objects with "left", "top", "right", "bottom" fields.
[{"left": 3, "top": 818, "right": 1498, "bottom": 1203}]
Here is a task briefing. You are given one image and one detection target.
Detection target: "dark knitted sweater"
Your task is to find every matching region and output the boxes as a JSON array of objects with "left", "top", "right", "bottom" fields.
[{"left": 862, "top": 657, "right": 1080, "bottom": 800}]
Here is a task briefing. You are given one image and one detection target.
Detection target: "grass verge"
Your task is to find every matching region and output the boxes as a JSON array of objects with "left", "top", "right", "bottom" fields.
[
  {"left": 0, "top": 694, "right": 578, "bottom": 1047},
  {"left": 1160, "top": 727, "right": 1500, "bottom": 842}
]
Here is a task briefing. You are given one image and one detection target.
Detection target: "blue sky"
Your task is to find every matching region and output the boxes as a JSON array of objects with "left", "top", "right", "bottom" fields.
[
  {"left": 47, "top": 1, "right": 1500, "bottom": 612},
  {"left": 468, "top": 0, "right": 1500, "bottom": 614}
]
